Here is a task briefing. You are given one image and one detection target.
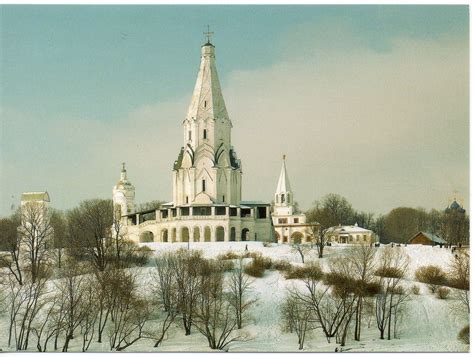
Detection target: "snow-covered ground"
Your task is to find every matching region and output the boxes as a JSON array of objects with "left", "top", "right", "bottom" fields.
[{"left": 0, "top": 242, "right": 469, "bottom": 352}]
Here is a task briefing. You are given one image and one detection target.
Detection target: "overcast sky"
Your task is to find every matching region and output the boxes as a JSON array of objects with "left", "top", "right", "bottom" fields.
[{"left": 0, "top": 5, "right": 469, "bottom": 217}]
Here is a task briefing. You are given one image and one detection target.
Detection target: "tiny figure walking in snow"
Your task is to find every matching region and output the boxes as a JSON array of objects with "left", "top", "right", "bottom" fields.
[{"left": 245, "top": 244, "right": 248, "bottom": 252}]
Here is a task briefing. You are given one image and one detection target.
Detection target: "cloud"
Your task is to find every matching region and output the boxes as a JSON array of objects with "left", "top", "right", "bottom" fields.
[{"left": 1, "top": 21, "right": 468, "bottom": 216}]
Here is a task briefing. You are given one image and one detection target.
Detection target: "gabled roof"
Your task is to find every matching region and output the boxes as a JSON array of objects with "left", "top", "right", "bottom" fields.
[{"left": 409, "top": 231, "right": 446, "bottom": 244}]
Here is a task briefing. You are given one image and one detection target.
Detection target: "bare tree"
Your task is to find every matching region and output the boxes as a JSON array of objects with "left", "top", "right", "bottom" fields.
[
  {"left": 374, "top": 248, "right": 409, "bottom": 340},
  {"left": 345, "top": 243, "right": 377, "bottom": 341},
  {"left": 304, "top": 224, "right": 327, "bottom": 259},
  {"left": 449, "top": 250, "right": 470, "bottom": 315},
  {"left": 67, "top": 199, "right": 114, "bottom": 271},
  {"left": 192, "top": 259, "right": 246, "bottom": 350},
  {"left": 107, "top": 270, "right": 152, "bottom": 351},
  {"left": 49, "top": 209, "right": 68, "bottom": 270},
  {"left": 7, "top": 271, "right": 50, "bottom": 350},
  {"left": 291, "top": 263, "right": 356, "bottom": 344},
  {"left": 173, "top": 248, "right": 204, "bottom": 335},
  {"left": 31, "top": 293, "right": 62, "bottom": 352},
  {"left": 56, "top": 260, "right": 97, "bottom": 352},
  {"left": 229, "top": 258, "right": 256, "bottom": 329},
  {"left": 281, "top": 289, "right": 316, "bottom": 350},
  {"left": 18, "top": 201, "right": 53, "bottom": 283},
  {"left": 0, "top": 215, "right": 23, "bottom": 285},
  {"left": 152, "top": 253, "right": 180, "bottom": 347}
]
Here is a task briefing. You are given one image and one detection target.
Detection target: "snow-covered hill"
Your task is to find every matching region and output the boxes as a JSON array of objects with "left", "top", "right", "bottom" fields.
[{"left": 0, "top": 242, "right": 468, "bottom": 352}]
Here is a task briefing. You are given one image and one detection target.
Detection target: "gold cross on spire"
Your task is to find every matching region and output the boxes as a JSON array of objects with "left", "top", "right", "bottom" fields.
[{"left": 204, "top": 25, "right": 214, "bottom": 44}]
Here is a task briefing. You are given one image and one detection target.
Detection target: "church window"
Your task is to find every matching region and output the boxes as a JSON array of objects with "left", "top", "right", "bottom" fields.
[
  {"left": 204, "top": 100, "right": 207, "bottom": 108},
  {"left": 186, "top": 196, "right": 189, "bottom": 204},
  {"left": 188, "top": 131, "right": 191, "bottom": 140},
  {"left": 294, "top": 218, "right": 299, "bottom": 224},
  {"left": 281, "top": 194, "right": 285, "bottom": 203},
  {"left": 278, "top": 218, "right": 288, "bottom": 224},
  {"left": 202, "top": 179, "right": 206, "bottom": 192},
  {"left": 222, "top": 195, "right": 225, "bottom": 202},
  {"left": 203, "top": 129, "right": 207, "bottom": 139}
]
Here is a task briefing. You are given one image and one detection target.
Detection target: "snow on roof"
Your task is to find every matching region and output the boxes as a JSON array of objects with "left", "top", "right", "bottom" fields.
[{"left": 326, "top": 224, "right": 372, "bottom": 234}]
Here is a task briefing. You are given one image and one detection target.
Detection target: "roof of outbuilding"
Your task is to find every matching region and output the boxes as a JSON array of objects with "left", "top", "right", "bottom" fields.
[
  {"left": 409, "top": 231, "right": 446, "bottom": 244},
  {"left": 21, "top": 191, "right": 50, "bottom": 202}
]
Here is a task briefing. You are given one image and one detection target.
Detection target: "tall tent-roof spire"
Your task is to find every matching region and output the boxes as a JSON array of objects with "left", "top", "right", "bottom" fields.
[
  {"left": 185, "top": 30, "right": 229, "bottom": 123},
  {"left": 275, "top": 154, "right": 292, "bottom": 195}
]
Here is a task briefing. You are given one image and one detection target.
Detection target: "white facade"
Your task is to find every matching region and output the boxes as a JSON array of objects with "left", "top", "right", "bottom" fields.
[
  {"left": 20, "top": 191, "right": 50, "bottom": 226},
  {"left": 325, "top": 223, "right": 377, "bottom": 244},
  {"left": 116, "top": 39, "right": 271, "bottom": 244},
  {"left": 172, "top": 42, "right": 242, "bottom": 206},
  {"left": 271, "top": 157, "right": 314, "bottom": 244}
]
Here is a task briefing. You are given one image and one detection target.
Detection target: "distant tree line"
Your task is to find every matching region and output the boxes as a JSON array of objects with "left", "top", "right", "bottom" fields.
[{"left": 305, "top": 193, "right": 469, "bottom": 244}]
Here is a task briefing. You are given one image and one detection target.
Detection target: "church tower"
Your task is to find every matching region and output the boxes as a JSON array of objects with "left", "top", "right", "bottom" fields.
[
  {"left": 172, "top": 37, "right": 242, "bottom": 206},
  {"left": 113, "top": 163, "right": 135, "bottom": 216},
  {"left": 274, "top": 155, "right": 295, "bottom": 216}
]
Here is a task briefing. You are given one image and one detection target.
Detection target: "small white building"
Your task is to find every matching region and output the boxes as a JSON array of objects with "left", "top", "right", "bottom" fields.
[
  {"left": 271, "top": 156, "right": 316, "bottom": 244},
  {"left": 325, "top": 223, "right": 377, "bottom": 244},
  {"left": 114, "top": 39, "right": 272, "bottom": 244}
]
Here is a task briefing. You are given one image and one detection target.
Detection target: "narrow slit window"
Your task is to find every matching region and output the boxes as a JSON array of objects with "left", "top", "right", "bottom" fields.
[
  {"left": 188, "top": 131, "right": 191, "bottom": 140},
  {"left": 204, "top": 100, "right": 207, "bottom": 108},
  {"left": 222, "top": 195, "right": 225, "bottom": 202},
  {"left": 203, "top": 129, "right": 207, "bottom": 139},
  {"left": 186, "top": 196, "right": 189, "bottom": 204},
  {"left": 202, "top": 180, "right": 206, "bottom": 192}
]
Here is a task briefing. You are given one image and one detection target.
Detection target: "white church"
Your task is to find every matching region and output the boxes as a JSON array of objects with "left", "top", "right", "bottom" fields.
[{"left": 113, "top": 38, "right": 274, "bottom": 243}]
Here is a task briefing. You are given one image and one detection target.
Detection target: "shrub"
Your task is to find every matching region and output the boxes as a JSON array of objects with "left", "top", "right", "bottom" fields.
[
  {"left": 285, "top": 263, "right": 323, "bottom": 281},
  {"left": 253, "top": 253, "right": 273, "bottom": 270},
  {"left": 219, "top": 260, "right": 235, "bottom": 272},
  {"left": 415, "top": 265, "right": 447, "bottom": 293},
  {"left": 411, "top": 284, "right": 420, "bottom": 295},
  {"left": 118, "top": 243, "right": 153, "bottom": 267},
  {"left": 458, "top": 325, "right": 470, "bottom": 345},
  {"left": 217, "top": 251, "right": 240, "bottom": 260},
  {"left": 244, "top": 262, "right": 265, "bottom": 278},
  {"left": 243, "top": 253, "right": 272, "bottom": 278},
  {"left": 437, "top": 287, "right": 450, "bottom": 299},
  {"left": 272, "top": 260, "right": 292, "bottom": 272},
  {"left": 375, "top": 266, "right": 404, "bottom": 279}
]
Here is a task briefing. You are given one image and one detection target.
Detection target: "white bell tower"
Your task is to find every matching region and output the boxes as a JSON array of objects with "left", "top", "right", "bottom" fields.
[
  {"left": 113, "top": 163, "right": 135, "bottom": 216},
  {"left": 274, "top": 155, "right": 295, "bottom": 216}
]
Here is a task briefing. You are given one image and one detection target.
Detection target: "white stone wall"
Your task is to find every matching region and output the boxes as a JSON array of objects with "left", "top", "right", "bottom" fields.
[{"left": 126, "top": 215, "right": 271, "bottom": 244}]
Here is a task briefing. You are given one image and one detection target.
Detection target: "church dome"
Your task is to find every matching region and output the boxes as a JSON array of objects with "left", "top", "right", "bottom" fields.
[{"left": 445, "top": 200, "right": 466, "bottom": 214}]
